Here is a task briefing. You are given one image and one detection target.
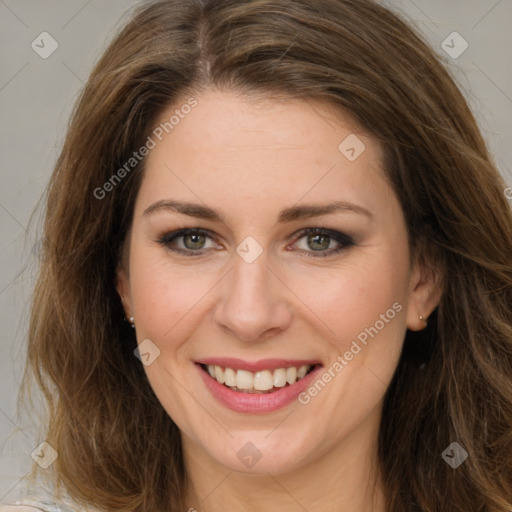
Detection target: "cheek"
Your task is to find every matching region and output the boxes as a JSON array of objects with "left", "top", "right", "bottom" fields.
[
  {"left": 291, "top": 250, "right": 408, "bottom": 438},
  {"left": 127, "top": 251, "right": 208, "bottom": 425},
  {"left": 289, "top": 246, "right": 409, "bottom": 349},
  {"left": 129, "top": 245, "right": 214, "bottom": 342}
]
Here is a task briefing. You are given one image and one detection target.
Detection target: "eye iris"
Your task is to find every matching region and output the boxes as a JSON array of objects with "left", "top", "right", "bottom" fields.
[
  {"left": 184, "top": 233, "right": 206, "bottom": 250},
  {"left": 307, "top": 233, "right": 330, "bottom": 251}
]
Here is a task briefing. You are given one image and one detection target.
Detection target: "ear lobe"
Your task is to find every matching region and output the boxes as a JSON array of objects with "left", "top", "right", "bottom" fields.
[{"left": 405, "top": 244, "right": 444, "bottom": 332}]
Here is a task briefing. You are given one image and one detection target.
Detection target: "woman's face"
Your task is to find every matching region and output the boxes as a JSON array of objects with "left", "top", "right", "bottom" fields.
[{"left": 117, "top": 88, "right": 440, "bottom": 476}]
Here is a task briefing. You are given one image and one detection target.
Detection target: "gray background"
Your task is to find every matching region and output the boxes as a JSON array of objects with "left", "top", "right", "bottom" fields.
[{"left": 0, "top": 0, "right": 511, "bottom": 502}]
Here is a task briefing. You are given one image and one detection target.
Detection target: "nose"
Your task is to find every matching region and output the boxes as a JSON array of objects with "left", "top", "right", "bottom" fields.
[{"left": 213, "top": 249, "right": 292, "bottom": 343}]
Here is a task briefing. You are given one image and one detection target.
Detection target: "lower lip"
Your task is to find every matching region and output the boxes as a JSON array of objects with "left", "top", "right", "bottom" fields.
[{"left": 196, "top": 363, "right": 323, "bottom": 413}]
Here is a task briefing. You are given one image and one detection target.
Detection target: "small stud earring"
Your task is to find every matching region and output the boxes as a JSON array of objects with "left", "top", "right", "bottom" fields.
[
  {"left": 419, "top": 314, "right": 428, "bottom": 327},
  {"left": 129, "top": 316, "right": 135, "bottom": 328}
]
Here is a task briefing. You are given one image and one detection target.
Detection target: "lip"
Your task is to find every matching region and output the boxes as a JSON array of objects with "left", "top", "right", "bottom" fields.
[
  {"left": 195, "top": 357, "right": 322, "bottom": 373},
  {"left": 195, "top": 362, "right": 323, "bottom": 413}
]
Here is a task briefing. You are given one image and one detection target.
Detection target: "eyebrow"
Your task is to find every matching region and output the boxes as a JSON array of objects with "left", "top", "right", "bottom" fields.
[{"left": 142, "top": 199, "right": 373, "bottom": 223}]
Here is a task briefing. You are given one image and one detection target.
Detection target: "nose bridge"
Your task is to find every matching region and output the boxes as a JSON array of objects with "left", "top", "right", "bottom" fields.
[
  {"left": 232, "top": 248, "right": 270, "bottom": 301},
  {"left": 213, "top": 246, "right": 291, "bottom": 341}
]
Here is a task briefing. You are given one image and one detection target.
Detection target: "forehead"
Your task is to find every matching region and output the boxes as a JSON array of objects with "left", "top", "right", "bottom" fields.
[
  {"left": 137, "top": 88, "right": 391, "bottom": 219},
  {"left": 151, "top": 88, "right": 378, "bottom": 158}
]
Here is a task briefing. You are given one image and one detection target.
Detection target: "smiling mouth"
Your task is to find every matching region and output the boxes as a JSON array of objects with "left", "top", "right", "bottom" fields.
[{"left": 200, "top": 363, "right": 318, "bottom": 394}]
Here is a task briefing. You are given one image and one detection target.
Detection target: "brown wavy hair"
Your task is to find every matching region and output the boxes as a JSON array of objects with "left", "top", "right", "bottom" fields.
[{"left": 20, "top": 0, "right": 512, "bottom": 510}]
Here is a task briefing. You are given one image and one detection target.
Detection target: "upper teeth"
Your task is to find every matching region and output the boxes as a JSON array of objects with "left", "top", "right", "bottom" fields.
[{"left": 206, "top": 364, "right": 312, "bottom": 391}]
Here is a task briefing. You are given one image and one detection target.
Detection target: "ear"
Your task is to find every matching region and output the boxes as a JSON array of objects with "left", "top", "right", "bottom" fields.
[
  {"left": 115, "top": 233, "right": 134, "bottom": 322},
  {"left": 115, "top": 229, "right": 134, "bottom": 319},
  {"left": 116, "top": 264, "right": 133, "bottom": 320},
  {"left": 405, "top": 240, "right": 444, "bottom": 331}
]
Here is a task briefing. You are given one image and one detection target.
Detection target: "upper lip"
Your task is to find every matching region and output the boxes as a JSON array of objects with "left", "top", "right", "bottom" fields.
[{"left": 195, "top": 357, "right": 322, "bottom": 372}]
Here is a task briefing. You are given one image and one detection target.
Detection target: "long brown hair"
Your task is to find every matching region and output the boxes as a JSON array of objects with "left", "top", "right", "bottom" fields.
[{"left": 21, "top": 0, "right": 512, "bottom": 510}]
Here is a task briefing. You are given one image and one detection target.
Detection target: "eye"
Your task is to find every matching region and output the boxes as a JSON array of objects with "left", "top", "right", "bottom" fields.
[
  {"left": 156, "top": 227, "right": 355, "bottom": 258},
  {"left": 290, "top": 228, "right": 354, "bottom": 257},
  {"left": 157, "top": 228, "right": 219, "bottom": 255}
]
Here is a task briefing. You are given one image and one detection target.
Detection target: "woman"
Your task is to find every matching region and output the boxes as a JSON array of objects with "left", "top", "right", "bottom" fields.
[{"left": 2, "top": 0, "right": 512, "bottom": 510}]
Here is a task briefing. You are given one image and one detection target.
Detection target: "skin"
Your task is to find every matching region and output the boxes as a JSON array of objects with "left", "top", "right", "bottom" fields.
[{"left": 117, "top": 88, "right": 443, "bottom": 512}]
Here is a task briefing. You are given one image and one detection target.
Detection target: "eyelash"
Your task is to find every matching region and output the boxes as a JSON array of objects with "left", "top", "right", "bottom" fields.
[{"left": 156, "top": 227, "right": 355, "bottom": 258}]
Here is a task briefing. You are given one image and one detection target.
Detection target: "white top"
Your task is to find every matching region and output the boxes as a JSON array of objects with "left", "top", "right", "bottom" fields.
[
  {"left": 0, "top": 475, "right": 103, "bottom": 512},
  {"left": 0, "top": 503, "right": 74, "bottom": 512},
  {"left": 1, "top": 489, "right": 92, "bottom": 512},
  {"left": 0, "top": 499, "right": 78, "bottom": 512},
  {"left": 0, "top": 481, "right": 96, "bottom": 512}
]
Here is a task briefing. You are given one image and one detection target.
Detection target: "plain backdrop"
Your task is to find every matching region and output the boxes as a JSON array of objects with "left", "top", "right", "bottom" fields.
[{"left": 1, "top": 0, "right": 511, "bottom": 502}]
